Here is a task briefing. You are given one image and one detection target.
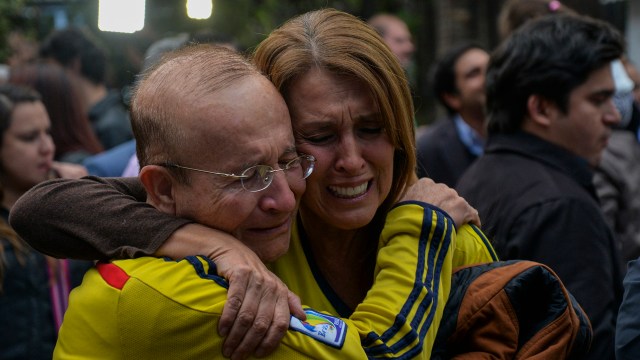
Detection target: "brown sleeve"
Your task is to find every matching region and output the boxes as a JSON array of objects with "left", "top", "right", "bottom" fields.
[{"left": 9, "top": 176, "right": 192, "bottom": 260}]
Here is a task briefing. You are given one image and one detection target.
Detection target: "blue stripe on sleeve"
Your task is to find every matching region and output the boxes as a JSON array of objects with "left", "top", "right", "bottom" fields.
[
  {"left": 365, "top": 205, "right": 452, "bottom": 358},
  {"left": 470, "top": 224, "right": 498, "bottom": 261},
  {"left": 185, "top": 256, "right": 229, "bottom": 289}
]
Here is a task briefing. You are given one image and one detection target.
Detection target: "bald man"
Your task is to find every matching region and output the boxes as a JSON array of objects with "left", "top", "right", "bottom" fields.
[{"left": 368, "top": 13, "right": 415, "bottom": 69}]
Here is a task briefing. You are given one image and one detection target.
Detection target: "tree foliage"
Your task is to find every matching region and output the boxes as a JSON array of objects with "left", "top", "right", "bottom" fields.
[{"left": 0, "top": 0, "right": 29, "bottom": 62}]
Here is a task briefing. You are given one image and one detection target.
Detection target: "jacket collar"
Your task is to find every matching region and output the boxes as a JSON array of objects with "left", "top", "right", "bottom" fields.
[{"left": 485, "top": 131, "right": 595, "bottom": 191}]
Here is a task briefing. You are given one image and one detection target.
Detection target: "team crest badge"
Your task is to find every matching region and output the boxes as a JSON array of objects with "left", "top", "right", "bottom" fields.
[{"left": 289, "top": 309, "right": 347, "bottom": 348}]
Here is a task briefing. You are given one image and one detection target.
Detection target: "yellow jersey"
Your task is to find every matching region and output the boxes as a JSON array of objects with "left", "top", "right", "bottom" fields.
[{"left": 55, "top": 202, "right": 496, "bottom": 359}]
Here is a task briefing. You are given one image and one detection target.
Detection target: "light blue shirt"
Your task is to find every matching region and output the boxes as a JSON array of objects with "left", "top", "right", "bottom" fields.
[{"left": 453, "top": 114, "right": 484, "bottom": 157}]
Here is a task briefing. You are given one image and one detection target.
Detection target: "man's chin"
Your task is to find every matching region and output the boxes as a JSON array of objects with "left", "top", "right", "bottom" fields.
[{"left": 245, "top": 234, "right": 291, "bottom": 263}]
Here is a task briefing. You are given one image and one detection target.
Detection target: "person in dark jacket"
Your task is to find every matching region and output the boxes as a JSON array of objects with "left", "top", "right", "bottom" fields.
[
  {"left": 416, "top": 43, "right": 489, "bottom": 187},
  {"left": 617, "top": 257, "right": 640, "bottom": 359},
  {"left": 456, "top": 15, "right": 624, "bottom": 360},
  {"left": 40, "top": 28, "right": 133, "bottom": 150}
]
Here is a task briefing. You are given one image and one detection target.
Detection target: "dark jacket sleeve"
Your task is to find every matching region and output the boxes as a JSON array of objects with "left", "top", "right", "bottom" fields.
[
  {"left": 617, "top": 259, "right": 640, "bottom": 360},
  {"left": 9, "top": 176, "right": 192, "bottom": 260},
  {"left": 507, "top": 199, "right": 621, "bottom": 360}
]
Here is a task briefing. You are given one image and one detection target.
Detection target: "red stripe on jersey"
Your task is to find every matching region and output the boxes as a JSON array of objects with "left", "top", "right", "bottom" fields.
[{"left": 96, "top": 262, "right": 130, "bottom": 289}]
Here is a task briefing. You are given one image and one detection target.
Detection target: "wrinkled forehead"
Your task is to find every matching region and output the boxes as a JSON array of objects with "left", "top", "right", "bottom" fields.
[{"left": 182, "top": 77, "right": 295, "bottom": 168}]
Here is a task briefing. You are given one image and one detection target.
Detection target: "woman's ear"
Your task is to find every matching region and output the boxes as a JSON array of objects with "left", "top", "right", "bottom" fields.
[
  {"left": 526, "top": 94, "right": 558, "bottom": 127},
  {"left": 139, "top": 165, "right": 177, "bottom": 215}
]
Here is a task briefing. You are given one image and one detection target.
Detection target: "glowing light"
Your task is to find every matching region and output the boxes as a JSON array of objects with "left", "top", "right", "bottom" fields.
[
  {"left": 98, "top": 0, "right": 145, "bottom": 33},
  {"left": 186, "top": 0, "right": 213, "bottom": 20}
]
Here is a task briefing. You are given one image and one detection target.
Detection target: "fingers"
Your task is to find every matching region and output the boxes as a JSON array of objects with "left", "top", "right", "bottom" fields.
[
  {"left": 208, "top": 237, "right": 297, "bottom": 359},
  {"left": 444, "top": 194, "right": 473, "bottom": 229},
  {"left": 467, "top": 208, "right": 482, "bottom": 227},
  {"left": 452, "top": 199, "right": 481, "bottom": 228},
  {"left": 221, "top": 276, "right": 269, "bottom": 358},
  {"left": 219, "top": 274, "right": 249, "bottom": 338},
  {"left": 253, "top": 292, "right": 292, "bottom": 358},
  {"left": 287, "top": 291, "right": 306, "bottom": 321},
  {"left": 220, "top": 271, "right": 291, "bottom": 359},
  {"left": 226, "top": 300, "right": 271, "bottom": 360},
  {"left": 401, "top": 178, "right": 481, "bottom": 228}
]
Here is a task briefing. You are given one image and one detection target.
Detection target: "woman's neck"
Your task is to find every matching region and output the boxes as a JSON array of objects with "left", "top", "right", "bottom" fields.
[{"left": 299, "top": 211, "right": 378, "bottom": 310}]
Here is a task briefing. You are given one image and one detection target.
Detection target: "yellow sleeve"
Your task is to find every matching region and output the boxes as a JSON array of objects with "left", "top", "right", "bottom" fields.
[
  {"left": 53, "top": 268, "right": 123, "bottom": 359},
  {"left": 56, "top": 257, "right": 370, "bottom": 359},
  {"left": 452, "top": 224, "right": 498, "bottom": 268},
  {"left": 349, "top": 202, "right": 456, "bottom": 359}
]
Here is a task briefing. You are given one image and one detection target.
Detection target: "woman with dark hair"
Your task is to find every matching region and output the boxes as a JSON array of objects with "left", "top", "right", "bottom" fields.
[
  {"left": 0, "top": 84, "right": 91, "bottom": 359},
  {"left": 10, "top": 63, "right": 103, "bottom": 163}
]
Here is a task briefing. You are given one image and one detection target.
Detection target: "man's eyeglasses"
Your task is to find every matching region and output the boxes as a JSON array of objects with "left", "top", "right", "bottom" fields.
[{"left": 159, "top": 154, "right": 316, "bottom": 192}]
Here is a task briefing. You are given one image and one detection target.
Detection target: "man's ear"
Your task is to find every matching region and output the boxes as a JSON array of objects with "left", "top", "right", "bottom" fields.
[
  {"left": 442, "top": 92, "right": 461, "bottom": 112},
  {"left": 139, "top": 165, "right": 177, "bottom": 215},
  {"left": 526, "top": 94, "right": 558, "bottom": 127}
]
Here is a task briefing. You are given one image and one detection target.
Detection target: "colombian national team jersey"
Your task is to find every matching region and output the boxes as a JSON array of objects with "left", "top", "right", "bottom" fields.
[
  {"left": 55, "top": 202, "right": 496, "bottom": 359},
  {"left": 269, "top": 201, "right": 498, "bottom": 358}
]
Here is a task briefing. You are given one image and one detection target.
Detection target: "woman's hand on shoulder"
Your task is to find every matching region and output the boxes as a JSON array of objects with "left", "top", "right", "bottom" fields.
[{"left": 401, "top": 177, "right": 481, "bottom": 228}]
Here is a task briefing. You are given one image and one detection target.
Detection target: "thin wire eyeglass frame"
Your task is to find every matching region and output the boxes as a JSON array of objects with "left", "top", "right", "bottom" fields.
[{"left": 159, "top": 154, "right": 316, "bottom": 192}]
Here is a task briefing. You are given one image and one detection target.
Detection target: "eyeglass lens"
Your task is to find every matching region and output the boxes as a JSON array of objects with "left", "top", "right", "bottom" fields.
[{"left": 241, "top": 156, "right": 314, "bottom": 192}]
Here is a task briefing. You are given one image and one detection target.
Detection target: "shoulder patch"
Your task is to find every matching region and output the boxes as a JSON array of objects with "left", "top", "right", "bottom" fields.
[
  {"left": 289, "top": 309, "right": 347, "bottom": 349},
  {"left": 96, "top": 262, "right": 130, "bottom": 290}
]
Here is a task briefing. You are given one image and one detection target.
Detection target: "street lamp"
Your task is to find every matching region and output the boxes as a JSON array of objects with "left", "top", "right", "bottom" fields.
[
  {"left": 186, "top": 0, "right": 213, "bottom": 20},
  {"left": 98, "top": 0, "right": 145, "bottom": 33}
]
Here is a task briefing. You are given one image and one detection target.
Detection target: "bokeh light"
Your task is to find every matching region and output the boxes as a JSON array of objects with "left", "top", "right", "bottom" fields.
[
  {"left": 186, "top": 0, "right": 213, "bottom": 20},
  {"left": 98, "top": 0, "right": 145, "bottom": 33}
]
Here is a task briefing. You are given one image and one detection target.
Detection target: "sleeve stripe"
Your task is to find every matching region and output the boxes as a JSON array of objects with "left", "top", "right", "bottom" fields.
[
  {"left": 397, "top": 211, "right": 452, "bottom": 357},
  {"left": 470, "top": 224, "right": 499, "bottom": 261},
  {"left": 185, "top": 256, "right": 229, "bottom": 289},
  {"left": 364, "top": 206, "right": 453, "bottom": 358}
]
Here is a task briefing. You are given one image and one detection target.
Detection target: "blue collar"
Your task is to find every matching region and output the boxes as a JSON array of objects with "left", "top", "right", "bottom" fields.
[{"left": 453, "top": 114, "right": 485, "bottom": 156}]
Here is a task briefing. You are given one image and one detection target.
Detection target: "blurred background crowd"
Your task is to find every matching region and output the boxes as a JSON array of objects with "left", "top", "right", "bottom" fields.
[
  {"left": 0, "top": 0, "right": 632, "bottom": 126},
  {"left": 1, "top": 1, "right": 640, "bottom": 359}
]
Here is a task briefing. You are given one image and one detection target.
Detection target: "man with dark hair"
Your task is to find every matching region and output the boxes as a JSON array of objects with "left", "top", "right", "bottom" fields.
[
  {"left": 40, "top": 27, "right": 133, "bottom": 149},
  {"left": 416, "top": 43, "right": 489, "bottom": 186},
  {"left": 456, "top": 15, "right": 624, "bottom": 359}
]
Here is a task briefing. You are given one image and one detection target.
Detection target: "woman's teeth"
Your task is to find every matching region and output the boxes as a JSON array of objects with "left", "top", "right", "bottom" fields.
[{"left": 329, "top": 182, "right": 368, "bottom": 198}]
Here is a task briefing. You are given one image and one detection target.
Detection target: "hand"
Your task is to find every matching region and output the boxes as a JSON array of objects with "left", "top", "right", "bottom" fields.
[
  {"left": 155, "top": 224, "right": 305, "bottom": 359},
  {"left": 50, "top": 161, "right": 88, "bottom": 179},
  {"left": 212, "top": 245, "right": 305, "bottom": 359},
  {"left": 401, "top": 177, "right": 481, "bottom": 228}
]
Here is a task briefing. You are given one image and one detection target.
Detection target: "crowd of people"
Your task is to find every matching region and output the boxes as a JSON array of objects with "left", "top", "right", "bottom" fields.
[{"left": 1, "top": 0, "right": 640, "bottom": 359}]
